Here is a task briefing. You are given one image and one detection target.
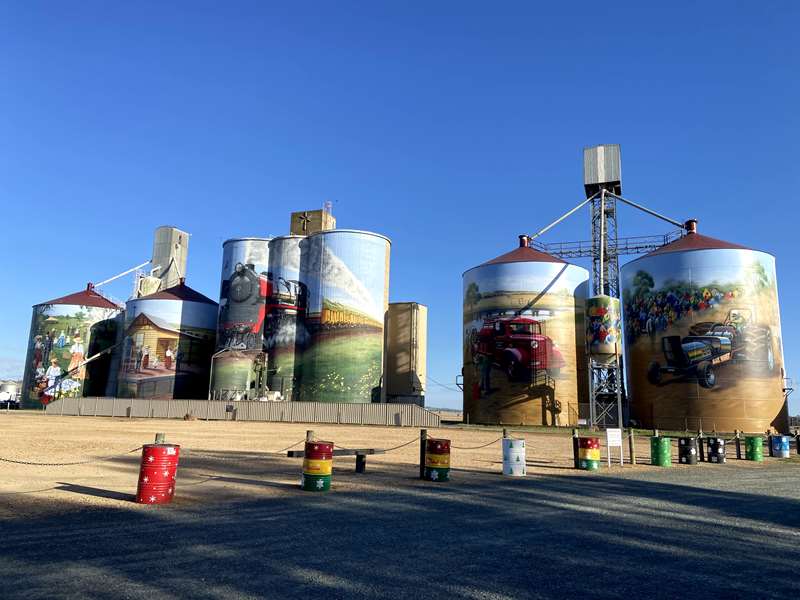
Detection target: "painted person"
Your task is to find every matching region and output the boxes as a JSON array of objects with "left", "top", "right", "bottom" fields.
[{"left": 68, "top": 335, "right": 86, "bottom": 380}]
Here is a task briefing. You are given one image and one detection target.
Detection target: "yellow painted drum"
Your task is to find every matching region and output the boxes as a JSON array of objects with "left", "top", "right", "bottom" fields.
[
  {"left": 578, "top": 448, "right": 601, "bottom": 461},
  {"left": 302, "top": 458, "right": 333, "bottom": 475}
]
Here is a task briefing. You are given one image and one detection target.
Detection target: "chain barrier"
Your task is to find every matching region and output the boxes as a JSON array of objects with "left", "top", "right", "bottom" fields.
[
  {"left": 185, "top": 438, "right": 307, "bottom": 462},
  {"left": 450, "top": 438, "right": 503, "bottom": 450},
  {"left": 0, "top": 446, "right": 143, "bottom": 467}
]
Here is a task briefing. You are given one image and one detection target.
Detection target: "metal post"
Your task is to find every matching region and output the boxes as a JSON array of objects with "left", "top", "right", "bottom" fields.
[
  {"left": 355, "top": 454, "right": 366, "bottom": 474},
  {"left": 502, "top": 428, "right": 509, "bottom": 439},
  {"left": 628, "top": 427, "right": 636, "bottom": 465},
  {"left": 155, "top": 432, "right": 166, "bottom": 444},
  {"left": 735, "top": 430, "right": 742, "bottom": 460},
  {"left": 112, "top": 396, "right": 117, "bottom": 418},
  {"left": 419, "top": 429, "right": 427, "bottom": 479},
  {"left": 306, "top": 430, "right": 315, "bottom": 443},
  {"left": 572, "top": 428, "right": 579, "bottom": 469},
  {"left": 697, "top": 435, "right": 705, "bottom": 462},
  {"left": 796, "top": 434, "right": 800, "bottom": 456},
  {"left": 768, "top": 433, "right": 774, "bottom": 457}
]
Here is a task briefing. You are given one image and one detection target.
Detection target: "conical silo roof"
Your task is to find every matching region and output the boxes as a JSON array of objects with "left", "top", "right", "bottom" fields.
[{"left": 36, "top": 284, "right": 121, "bottom": 309}]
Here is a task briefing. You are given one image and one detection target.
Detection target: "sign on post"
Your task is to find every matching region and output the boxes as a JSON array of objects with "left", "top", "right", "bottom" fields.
[{"left": 606, "top": 428, "right": 623, "bottom": 467}]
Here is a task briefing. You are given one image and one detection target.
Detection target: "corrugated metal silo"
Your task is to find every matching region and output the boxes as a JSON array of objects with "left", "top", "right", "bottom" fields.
[
  {"left": 210, "top": 238, "right": 271, "bottom": 400},
  {"left": 463, "top": 236, "right": 589, "bottom": 426},
  {"left": 265, "top": 235, "right": 307, "bottom": 401},
  {"left": 20, "top": 285, "right": 122, "bottom": 408},
  {"left": 621, "top": 224, "right": 787, "bottom": 432},
  {"left": 297, "top": 229, "right": 390, "bottom": 403},
  {"left": 117, "top": 281, "right": 217, "bottom": 400}
]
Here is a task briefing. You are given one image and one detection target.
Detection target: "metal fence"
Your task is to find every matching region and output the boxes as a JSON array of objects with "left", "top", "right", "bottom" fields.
[{"left": 44, "top": 397, "right": 441, "bottom": 428}]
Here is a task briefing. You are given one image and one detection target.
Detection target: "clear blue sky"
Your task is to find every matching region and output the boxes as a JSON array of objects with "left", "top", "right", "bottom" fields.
[{"left": 2, "top": 1, "right": 798, "bottom": 412}]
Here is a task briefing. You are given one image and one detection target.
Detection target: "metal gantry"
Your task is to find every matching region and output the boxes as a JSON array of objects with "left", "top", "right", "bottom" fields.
[{"left": 526, "top": 145, "right": 689, "bottom": 429}]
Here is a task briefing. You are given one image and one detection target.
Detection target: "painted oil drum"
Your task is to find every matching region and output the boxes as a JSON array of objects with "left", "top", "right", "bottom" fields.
[
  {"left": 745, "top": 436, "right": 763, "bottom": 461},
  {"left": 302, "top": 440, "right": 333, "bottom": 491},
  {"left": 298, "top": 230, "right": 391, "bottom": 403},
  {"left": 577, "top": 437, "right": 600, "bottom": 470},
  {"left": 502, "top": 438, "right": 526, "bottom": 477},
  {"left": 424, "top": 438, "right": 451, "bottom": 482},
  {"left": 118, "top": 283, "right": 218, "bottom": 400},
  {"left": 462, "top": 238, "right": 589, "bottom": 427},
  {"left": 266, "top": 235, "right": 307, "bottom": 401},
  {"left": 301, "top": 473, "right": 331, "bottom": 492},
  {"left": 305, "top": 440, "right": 334, "bottom": 460},
  {"left": 424, "top": 467, "right": 450, "bottom": 482},
  {"left": 707, "top": 438, "right": 726, "bottom": 464},
  {"left": 21, "top": 286, "right": 122, "bottom": 408},
  {"left": 303, "top": 458, "right": 333, "bottom": 475},
  {"left": 586, "top": 295, "right": 622, "bottom": 364},
  {"left": 216, "top": 238, "right": 271, "bottom": 352},
  {"left": 136, "top": 444, "right": 180, "bottom": 505},
  {"left": 678, "top": 437, "right": 698, "bottom": 465},
  {"left": 771, "top": 435, "right": 790, "bottom": 458},
  {"left": 650, "top": 437, "right": 672, "bottom": 467},
  {"left": 621, "top": 232, "right": 787, "bottom": 433}
]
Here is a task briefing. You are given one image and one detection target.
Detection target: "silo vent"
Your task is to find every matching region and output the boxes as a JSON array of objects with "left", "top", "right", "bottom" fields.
[
  {"left": 685, "top": 219, "right": 698, "bottom": 234},
  {"left": 518, "top": 235, "right": 529, "bottom": 248}
]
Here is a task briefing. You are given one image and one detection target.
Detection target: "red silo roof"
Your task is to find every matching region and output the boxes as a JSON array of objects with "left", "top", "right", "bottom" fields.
[
  {"left": 483, "top": 246, "right": 566, "bottom": 265},
  {"left": 37, "top": 284, "right": 122, "bottom": 310},
  {"left": 139, "top": 281, "right": 217, "bottom": 305},
  {"left": 646, "top": 232, "right": 751, "bottom": 257}
]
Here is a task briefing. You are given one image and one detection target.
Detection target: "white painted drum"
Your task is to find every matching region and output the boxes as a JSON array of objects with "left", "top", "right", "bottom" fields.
[{"left": 502, "top": 438, "right": 526, "bottom": 477}]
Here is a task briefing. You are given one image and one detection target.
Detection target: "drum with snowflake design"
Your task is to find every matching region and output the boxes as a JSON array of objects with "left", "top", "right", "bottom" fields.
[{"left": 136, "top": 444, "right": 181, "bottom": 505}]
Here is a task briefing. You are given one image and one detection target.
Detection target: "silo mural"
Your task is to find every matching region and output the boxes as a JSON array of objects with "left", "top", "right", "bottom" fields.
[
  {"left": 621, "top": 231, "right": 787, "bottom": 432},
  {"left": 297, "top": 230, "right": 390, "bottom": 403},
  {"left": 586, "top": 295, "right": 622, "bottom": 364},
  {"left": 118, "top": 283, "right": 217, "bottom": 400},
  {"left": 21, "top": 285, "right": 122, "bottom": 407},
  {"left": 211, "top": 238, "right": 271, "bottom": 400},
  {"left": 462, "top": 238, "right": 589, "bottom": 426},
  {"left": 266, "top": 235, "right": 308, "bottom": 400},
  {"left": 216, "top": 238, "right": 271, "bottom": 351}
]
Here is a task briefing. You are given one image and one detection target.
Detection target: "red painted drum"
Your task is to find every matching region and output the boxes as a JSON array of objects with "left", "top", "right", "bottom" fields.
[
  {"left": 136, "top": 444, "right": 181, "bottom": 505},
  {"left": 426, "top": 439, "right": 450, "bottom": 454},
  {"left": 578, "top": 437, "right": 600, "bottom": 450},
  {"left": 305, "top": 440, "right": 334, "bottom": 460}
]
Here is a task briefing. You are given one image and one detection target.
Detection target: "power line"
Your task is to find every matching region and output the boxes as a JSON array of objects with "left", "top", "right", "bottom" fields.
[{"left": 427, "top": 376, "right": 461, "bottom": 393}]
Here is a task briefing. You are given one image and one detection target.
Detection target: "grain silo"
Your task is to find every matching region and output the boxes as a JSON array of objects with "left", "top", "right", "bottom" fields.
[
  {"left": 209, "top": 237, "right": 271, "bottom": 400},
  {"left": 462, "top": 236, "right": 589, "bottom": 426},
  {"left": 117, "top": 281, "right": 217, "bottom": 400},
  {"left": 265, "top": 235, "right": 308, "bottom": 401},
  {"left": 621, "top": 221, "right": 787, "bottom": 432},
  {"left": 297, "top": 229, "right": 390, "bottom": 403},
  {"left": 20, "top": 285, "right": 123, "bottom": 408}
]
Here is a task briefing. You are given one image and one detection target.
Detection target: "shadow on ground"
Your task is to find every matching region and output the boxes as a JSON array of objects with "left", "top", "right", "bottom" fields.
[{"left": 1, "top": 452, "right": 798, "bottom": 599}]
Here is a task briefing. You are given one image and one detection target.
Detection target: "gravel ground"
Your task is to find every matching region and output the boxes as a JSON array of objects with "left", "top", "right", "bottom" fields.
[{"left": 1, "top": 412, "right": 798, "bottom": 599}]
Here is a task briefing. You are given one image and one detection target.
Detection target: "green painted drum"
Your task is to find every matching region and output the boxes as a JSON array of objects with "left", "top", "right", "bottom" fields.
[
  {"left": 301, "top": 473, "right": 332, "bottom": 492},
  {"left": 578, "top": 459, "right": 600, "bottom": 471},
  {"left": 424, "top": 466, "right": 450, "bottom": 482},
  {"left": 650, "top": 437, "right": 672, "bottom": 467},
  {"left": 745, "top": 436, "right": 763, "bottom": 461}
]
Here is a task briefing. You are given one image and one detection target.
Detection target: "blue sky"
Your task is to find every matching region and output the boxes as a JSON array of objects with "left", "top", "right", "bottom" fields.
[{"left": 2, "top": 2, "right": 798, "bottom": 412}]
